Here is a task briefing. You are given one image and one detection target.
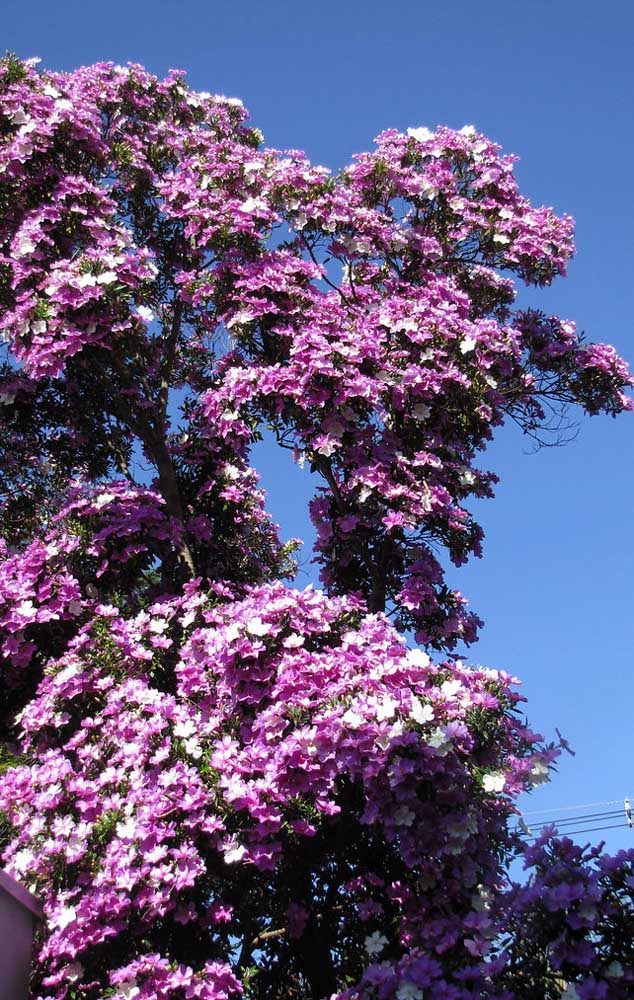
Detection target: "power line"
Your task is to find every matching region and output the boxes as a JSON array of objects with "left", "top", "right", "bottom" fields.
[
  {"left": 515, "top": 809, "right": 624, "bottom": 833},
  {"left": 513, "top": 797, "right": 634, "bottom": 841},
  {"left": 521, "top": 798, "right": 628, "bottom": 817},
  {"left": 525, "top": 822, "right": 628, "bottom": 842}
]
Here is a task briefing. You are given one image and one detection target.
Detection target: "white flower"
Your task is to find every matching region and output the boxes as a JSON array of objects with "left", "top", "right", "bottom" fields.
[
  {"left": 95, "top": 270, "right": 118, "bottom": 284},
  {"left": 315, "top": 438, "right": 339, "bottom": 457},
  {"left": 492, "top": 233, "right": 511, "bottom": 245},
  {"left": 393, "top": 804, "right": 416, "bottom": 827},
  {"left": 421, "top": 179, "right": 439, "bottom": 199},
  {"left": 223, "top": 839, "right": 246, "bottom": 864},
  {"left": 115, "top": 817, "right": 137, "bottom": 840},
  {"left": 12, "top": 849, "right": 34, "bottom": 874},
  {"left": 173, "top": 718, "right": 197, "bottom": 739},
  {"left": 136, "top": 305, "right": 154, "bottom": 323},
  {"left": 389, "top": 719, "right": 405, "bottom": 739},
  {"left": 16, "top": 600, "right": 36, "bottom": 618},
  {"left": 396, "top": 983, "right": 423, "bottom": 1000},
  {"left": 184, "top": 737, "right": 202, "bottom": 760},
  {"left": 407, "top": 648, "right": 430, "bottom": 668},
  {"left": 460, "top": 335, "right": 477, "bottom": 353},
  {"left": 364, "top": 931, "right": 388, "bottom": 955},
  {"left": 459, "top": 124, "right": 477, "bottom": 137},
  {"left": 397, "top": 317, "right": 419, "bottom": 333},
  {"left": 427, "top": 727, "right": 450, "bottom": 752},
  {"left": 93, "top": 492, "right": 116, "bottom": 509},
  {"left": 118, "top": 980, "right": 141, "bottom": 1000},
  {"left": 407, "top": 126, "right": 434, "bottom": 143},
  {"left": 283, "top": 633, "right": 304, "bottom": 649},
  {"left": 606, "top": 961, "right": 624, "bottom": 978},
  {"left": 412, "top": 403, "right": 430, "bottom": 420},
  {"left": 52, "top": 905, "right": 76, "bottom": 930},
  {"left": 472, "top": 885, "right": 493, "bottom": 912},
  {"left": 223, "top": 622, "right": 241, "bottom": 642},
  {"left": 482, "top": 772, "right": 506, "bottom": 793},
  {"left": 375, "top": 695, "right": 398, "bottom": 721},
  {"left": 529, "top": 761, "right": 550, "bottom": 786},
  {"left": 225, "top": 308, "right": 253, "bottom": 328},
  {"left": 240, "top": 197, "right": 266, "bottom": 214},
  {"left": 410, "top": 698, "right": 434, "bottom": 725},
  {"left": 75, "top": 273, "right": 97, "bottom": 288},
  {"left": 342, "top": 707, "right": 365, "bottom": 729},
  {"left": 448, "top": 822, "right": 472, "bottom": 845},
  {"left": 67, "top": 823, "right": 90, "bottom": 852},
  {"left": 149, "top": 618, "right": 168, "bottom": 634},
  {"left": 243, "top": 160, "right": 262, "bottom": 175},
  {"left": 246, "top": 617, "right": 273, "bottom": 637},
  {"left": 440, "top": 679, "right": 462, "bottom": 698},
  {"left": 16, "top": 236, "right": 36, "bottom": 256}
]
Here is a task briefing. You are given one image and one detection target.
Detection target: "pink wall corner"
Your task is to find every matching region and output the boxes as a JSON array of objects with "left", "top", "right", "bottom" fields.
[{"left": 0, "top": 869, "right": 42, "bottom": 1000}]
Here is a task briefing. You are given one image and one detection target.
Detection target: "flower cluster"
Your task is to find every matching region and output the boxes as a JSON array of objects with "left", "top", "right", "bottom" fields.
[
  {"left": 495, "top": 836, "right": 634, "bottom": 999},
  {"left": 2, "top": 581, "right": 552, "bottom": 999},
  {"left": 0, "top": 57, "right": 631, "bottom": 650},
  {"left": 0, "top": 530, "right": 85, "bottom": 732}
]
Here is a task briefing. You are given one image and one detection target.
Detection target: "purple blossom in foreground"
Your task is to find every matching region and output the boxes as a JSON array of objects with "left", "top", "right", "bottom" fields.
[{"left": 0, "top": 579, "right": 563, "bottom": 998}]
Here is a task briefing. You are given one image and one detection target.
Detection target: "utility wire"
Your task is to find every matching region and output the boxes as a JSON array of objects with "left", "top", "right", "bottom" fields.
[
  {"left": 513, "top": 798, "right": 634, "bottom": 841},
  {"left": 525, "top": 822, "right": 628, "bottom": 842},
  {"left": 521, "top": 798, "right": 628, "bottom": 817},
  {"left": 516, "top": 809, "right": 624, "bottom": 832}
]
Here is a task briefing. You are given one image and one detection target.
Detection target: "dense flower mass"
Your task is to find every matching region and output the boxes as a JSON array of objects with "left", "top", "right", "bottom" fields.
[
  {"left": 0, "top": 582, "right": 553, "bottom": 998},
  {"left": 0, "top": 54, "right": 633, "bottom": 999}
]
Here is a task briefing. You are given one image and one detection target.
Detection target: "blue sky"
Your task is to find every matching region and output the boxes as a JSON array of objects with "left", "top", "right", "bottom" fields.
[{"left": 4, "top": 0, "right": 634, "bottom": 852}]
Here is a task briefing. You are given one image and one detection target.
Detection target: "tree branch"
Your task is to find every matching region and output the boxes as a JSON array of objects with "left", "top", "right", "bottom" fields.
[
  {"left": 159, "top": 299, "right": 183, "bottom": 423},
  {"left": 104, "top": 355, "right": 197, "bottom": 577}
]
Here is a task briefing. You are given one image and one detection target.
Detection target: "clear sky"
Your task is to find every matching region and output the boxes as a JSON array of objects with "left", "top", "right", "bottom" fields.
[{"left": 4, "top": 0, "right": 634, "bottom": 853}]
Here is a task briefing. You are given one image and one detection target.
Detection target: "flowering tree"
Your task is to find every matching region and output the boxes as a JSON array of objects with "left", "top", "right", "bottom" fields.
[{"left": 0, "top": 53, "right": 633, "bottom": 1000}]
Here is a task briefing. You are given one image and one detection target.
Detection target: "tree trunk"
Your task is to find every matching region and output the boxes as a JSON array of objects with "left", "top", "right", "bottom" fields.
[{"left": 151, "top": 438, "right": 197, "bottom": 578}]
